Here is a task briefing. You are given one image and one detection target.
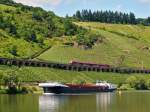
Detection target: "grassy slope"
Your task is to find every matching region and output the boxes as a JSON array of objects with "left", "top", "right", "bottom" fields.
[
  {"left": 1, "top": 65, "right": 150, "bottom": 84},
  {"left": 38, "top": 22, "right": 150, "bottom": 68}
]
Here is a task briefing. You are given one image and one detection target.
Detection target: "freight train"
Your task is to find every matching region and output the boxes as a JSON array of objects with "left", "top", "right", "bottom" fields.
[
  {"left": 69, "top": 61, "right": 150, "bottom": 74},
  {"left": 69, "top": 61, "right": 110, "bottom": 68}
]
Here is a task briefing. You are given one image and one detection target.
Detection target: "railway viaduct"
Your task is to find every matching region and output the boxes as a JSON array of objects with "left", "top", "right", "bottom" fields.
[{"left": 0, "top": 58, "right": 150, "bottom": 74}]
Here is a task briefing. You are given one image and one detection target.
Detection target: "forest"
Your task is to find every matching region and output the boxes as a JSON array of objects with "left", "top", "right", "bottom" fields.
[{"left": 73, "top": 10, "right": 150, "bottom": 26}]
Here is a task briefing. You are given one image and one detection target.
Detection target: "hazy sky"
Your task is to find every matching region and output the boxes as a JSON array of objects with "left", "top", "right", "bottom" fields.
[{"left": 14, "top": 0, "right": 150, "bottom": 18}]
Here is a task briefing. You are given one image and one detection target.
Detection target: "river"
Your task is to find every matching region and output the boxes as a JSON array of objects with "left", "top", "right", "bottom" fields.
[{"left": 0, "top": 91, "right": 150, "bottom": 112}]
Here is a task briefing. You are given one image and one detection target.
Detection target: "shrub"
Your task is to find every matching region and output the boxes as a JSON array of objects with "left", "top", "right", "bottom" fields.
[
  {"left": 119, "top": 84, "right": 131, "bottom": 90},
  {"left": 21, "top": 86, "right": 28, "bottom": 93},
  {"left": 9, "top": 45, "right": 18, "bottom": 56},
  {"left": 31, "top": 86, "right": 38, "bottom": 91},
  {"left": 76, "top": 31, "right": 100, "bottom": 48},
  {"left": 32, "top": 11, "right": 43, "bottom": 21},
  {"left": 6, "top": 86, "right": 18, "bottom": 94},
  {"left": 146, "top": 79, "right": 150, "bottom": 89},
  {"left": 135, "top": 78, "right": 147, "bottom": 90},
  {"left": 126, "top": 76, "right": 148, "bottom": 90},
  {"left": 126, "top": 76, "right": 137, "bottom": 88},
  {"left": 2, "top": 70, "right": 20, "bottom": 88},
  {"left": 21, "top": 86, "right": 38, "bottom": 93},
  {"left": 64, "top": 19, "right": 77, "bottom": 36},
  {"left": 0, "top": 89, "right": 7, "bottom": 94}
]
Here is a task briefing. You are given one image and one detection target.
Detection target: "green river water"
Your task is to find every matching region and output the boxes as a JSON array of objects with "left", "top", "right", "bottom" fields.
[{"left": 0, "top": 91, "right": 150, "bottom": 112}]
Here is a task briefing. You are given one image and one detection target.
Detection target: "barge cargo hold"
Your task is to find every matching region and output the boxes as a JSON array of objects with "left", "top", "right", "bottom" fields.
[{"left": 39, "top": 81, "right": 117, "bottom": 94}]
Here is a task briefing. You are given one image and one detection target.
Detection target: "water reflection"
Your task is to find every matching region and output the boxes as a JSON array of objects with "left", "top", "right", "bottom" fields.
[
  {"left": 0, "top": 95, "right": 39, "bottom": 112},
  {"left": 1, "top": 91, "right": 150, "bottom": 112},
  {"left": 39, "top": 95, "right": 68, "bottom": 112},
  {"left": 96, "top": 93, "right": 113, "bottom": 112},
  {"left": 39, "top": 93, "right": 114, "bottom": 112}
]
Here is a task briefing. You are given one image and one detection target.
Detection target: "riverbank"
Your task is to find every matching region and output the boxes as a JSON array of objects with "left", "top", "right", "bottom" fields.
[
  {"left": 0, "top": 83, "right": 150, "bottom": 94},
  {"left": 0, "top": 85, "right": 43, "bottom": 94}
]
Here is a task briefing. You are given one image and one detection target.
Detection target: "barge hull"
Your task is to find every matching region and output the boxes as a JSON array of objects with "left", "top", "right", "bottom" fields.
[{"left": 43, "top": 86, "right": 115, "bottom": 94}]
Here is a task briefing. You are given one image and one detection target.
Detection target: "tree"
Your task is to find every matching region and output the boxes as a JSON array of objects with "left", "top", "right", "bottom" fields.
[
  {"left": 123, "top": 13, "right": 128, "bottom": 24},
  {"left": 65, "top": 14, "right": 69, "bottom": 18},
  {"left": 0, "top": 0, "right": 14, "bottom": 5},
  {"left": 135, "top": 78, "right": 147, "bottom": 90},
  {"left": 2, "top": 70, "right": 21, "bottom": 93},
  {"left": 88, "top": 10, "right": 93, "bottom": 21},
  {"left": 73, "top": 10, "right": 139, "bottom": 25},
  {"left": 22, "top": 30, "right": 37, "bottom": 42},
  {"left": 114, "top": 11, "right": 119, "bottom": 23},
  {"left": 126, "top": 76, "right": 137, "bottom": 88},
  {"left": 47, "top": 17, "right": 56, "bottom": 37},
  {"left": 146, "top": 79, "right": 150, "bottom": 89},
  {"left": 148, "top": 17, "right": 150, "bottom": 23},
  {"left": 76, "top": 10, "right": 82, "bottom": 20},
  {"left": 76, "top": 32, "right": 86, "bottom": 45},
  {"left": 76, "top": 31, "right": 99, "bottom": 48},
  {"left": 29, "top": 32, "right": 37, "bottom": 42},
  {"left": 9, "top": 24, "right": 17, "bottom": 35},
  {"left": 64, "top": 19, "right": 77, "bottom": 36},
  {"left": 129, "top": 12, "right": 136, "bottom": 24},
  {"left": 126, "top": 76, "right": 148, "bottom": 90},
  {"left": 9, "top": 45, "right": 18, "bottom": 56},
  {"left": 147, "top": 17, "right": 150, "bottom": 25},
  {"left": 32, "top": 11, "right": 43, "bottom": 21}
]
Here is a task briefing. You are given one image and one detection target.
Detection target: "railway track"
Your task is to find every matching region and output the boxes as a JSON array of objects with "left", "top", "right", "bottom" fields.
[{"left": 0, "top": 58, "right": 150, "bottom": 74}]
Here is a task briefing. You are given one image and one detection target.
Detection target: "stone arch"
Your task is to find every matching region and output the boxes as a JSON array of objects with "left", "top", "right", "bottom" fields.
[
  {"left": 96, "top": 68, "right": 100, "bottom": 72},
  {"left": 29, "top": 62, "right": 35, "bottom": 66},
  {"left": 77, "top": 67, "right": 82, "bottom": 71},
  {"left": 36, "top": 63, "right": 41, "bottom": 67},
  {"left": 18, "top": 61, "right": 23, "bottom": 66},
  {"left": 67, "top": 66, "right": 73, "bottom": 70},
  {"left": 11, "top": 60, "right": 17, "bottom": 65},
  {"left": 0, "top": 60, "right": 4, "bottom": 64},
  {"left": 72, "top": 66, "right": 77, "bottom": 71},
  {"left": 24, "top": 62, "right": 30, "bottom": 66},
  {"left": 115, "top": 68, "right": 120, "bottom": 73},
  {"left": 41, "top": 63, "right": 47, "bottom": 67},
  {"left": 88, "top": 67, "right": 91, "bottom": 71}
]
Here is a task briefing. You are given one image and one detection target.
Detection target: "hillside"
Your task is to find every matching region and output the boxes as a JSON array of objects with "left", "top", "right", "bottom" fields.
[
  {"left": 0, "top": 0, "right": 78, "bottom": 58},
  {"left": 0, "top": 0, "right": 150, "bottom": 86},
  {"left": 1, "top": 1, "right": 149, "bottom": 69},
  {"left": 37, "top": 22, "right": 150, "bottom": 68}
]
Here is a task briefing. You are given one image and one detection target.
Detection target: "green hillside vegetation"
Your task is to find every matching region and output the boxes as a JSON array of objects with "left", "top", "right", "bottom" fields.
[
  {"left": 38, "top": 22, "right": 150, "bottom": 68},
  {"left": 0, "top": 1, "right": 81, "bottom": 58},
  {"left": 0, "top": 65, "right": 150, "bottom": 84},
  {"left": 1, "top": 66, "right": 150, "bottom": 91},
  {"left": 1, "top": 0, "right": 150, "bottom": 92}
]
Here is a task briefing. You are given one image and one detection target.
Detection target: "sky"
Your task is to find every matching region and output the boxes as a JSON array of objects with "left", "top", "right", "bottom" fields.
[{"left": 14, "top": 0, "right": 150, "bottom": 18}]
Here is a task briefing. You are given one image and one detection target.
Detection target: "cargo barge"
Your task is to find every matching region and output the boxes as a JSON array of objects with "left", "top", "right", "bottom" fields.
[{"left": 39, "top": 81, "right": 117, "bottom": 94}]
